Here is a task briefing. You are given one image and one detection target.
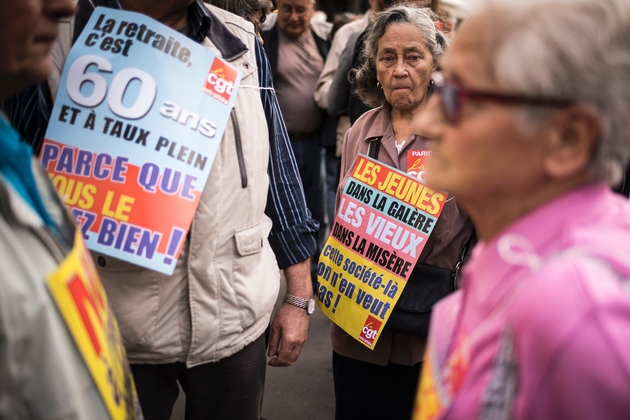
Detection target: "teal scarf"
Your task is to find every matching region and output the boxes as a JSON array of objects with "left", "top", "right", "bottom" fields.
[{"left": 0, "top": 117, "right": 56, "bottom": 229}]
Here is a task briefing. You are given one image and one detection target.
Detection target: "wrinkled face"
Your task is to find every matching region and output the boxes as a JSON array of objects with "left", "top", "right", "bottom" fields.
[
  {"left": 276, "top": 0, "right": 315, "bottom": 39},
  {"left": 0, "top": 0, "right": 75, "bottom": 98},
  {"left": 375, "top": 22, "right": 435, "bottom": 112},
  {"left": 418, "top": 16, "right": 549, "bottom": 206}
]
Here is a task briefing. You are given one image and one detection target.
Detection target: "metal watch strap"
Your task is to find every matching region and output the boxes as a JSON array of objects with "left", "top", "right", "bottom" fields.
[{"left": 283, "top": 293, "right": 309, "bottom": 309}]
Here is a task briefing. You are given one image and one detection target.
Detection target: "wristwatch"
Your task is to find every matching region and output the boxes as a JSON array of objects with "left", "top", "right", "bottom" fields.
[{"left": 283, "top": 294, "right": 316, "bottom": 315}]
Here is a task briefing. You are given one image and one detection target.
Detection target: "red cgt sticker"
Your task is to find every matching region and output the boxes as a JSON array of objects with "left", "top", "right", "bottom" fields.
[
  {"left": 358, "top": 315, "right": 383, "bottom": 347},
  {"left": 203, "top": 57, "right": 237, "bottom": 105}
]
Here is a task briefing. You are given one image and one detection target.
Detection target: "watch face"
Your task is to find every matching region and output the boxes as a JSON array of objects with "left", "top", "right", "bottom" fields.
[{"left": 307, "top": 299, "right": 316, "bottom": 315}]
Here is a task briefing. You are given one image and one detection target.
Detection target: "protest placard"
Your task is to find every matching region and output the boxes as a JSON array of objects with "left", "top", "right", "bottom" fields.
[
  {"left": 317, "top": 154, "right": 447, "bottom": 349},
  {"left": 48, "top": 230, "right": 141, "bottom": 419},
  {"left": 40, "top": 7, "right": 241, "bottom": 274}
]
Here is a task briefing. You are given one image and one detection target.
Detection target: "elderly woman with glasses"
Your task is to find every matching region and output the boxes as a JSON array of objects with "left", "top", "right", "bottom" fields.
[
  {"left": 414, "top": 0, "right": 630, "bottom": 419},
  {"left": 332, "top": 5, "right": 473, "bottom": 420}
]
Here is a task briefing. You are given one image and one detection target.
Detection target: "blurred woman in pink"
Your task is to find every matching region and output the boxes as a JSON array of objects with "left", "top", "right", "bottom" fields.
[{"left": 414, "top": 0, "right": 630, "bottom": 419}]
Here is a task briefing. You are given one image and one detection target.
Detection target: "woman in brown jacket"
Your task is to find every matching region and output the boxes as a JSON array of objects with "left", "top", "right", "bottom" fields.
[{"left": 331, "top": 5, "right": 473, "bottom": 419}]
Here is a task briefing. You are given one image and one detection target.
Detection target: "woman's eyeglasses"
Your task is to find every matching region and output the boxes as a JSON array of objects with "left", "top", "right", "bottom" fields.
[{"left": 430, "top": 71, "right": 573, "bottom": 123}]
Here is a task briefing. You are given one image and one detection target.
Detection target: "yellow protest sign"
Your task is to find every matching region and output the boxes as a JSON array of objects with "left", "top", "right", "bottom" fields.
[
  {"left": 317, "top": 155, "right": 447, "bottom": 349},
  {"left": 47, "top": 230, "right": 141, "bottom": 419}
]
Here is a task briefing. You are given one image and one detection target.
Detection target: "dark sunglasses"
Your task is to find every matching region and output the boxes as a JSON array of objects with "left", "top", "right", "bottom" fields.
[{"left": 430, "top": 71, "right": 574, "bottom": 123}]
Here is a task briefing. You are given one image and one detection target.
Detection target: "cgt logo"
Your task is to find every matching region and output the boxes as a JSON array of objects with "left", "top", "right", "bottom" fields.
[
  {"left": 408, "top": 150, "right": 431, "bottom": 182},
  {"left": 203, "top": 57, "right": 238, "bottom": 105},
  {"left": 410, "top": 150, "right": 431, "bottom": 158},
  {"left": 358, "top": 316, "right": 383, "bottom": 347}
]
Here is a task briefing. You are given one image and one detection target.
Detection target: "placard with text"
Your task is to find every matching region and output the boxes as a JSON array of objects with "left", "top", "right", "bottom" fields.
[
  {"left": 40, "top": 7, "right": 241, "bottom": 274},
  {"left": 47, "top": 230, "right": 142, "bottom": 419},
  {"left": 317, "top": 154, "right": 448, "bottom": 349}
]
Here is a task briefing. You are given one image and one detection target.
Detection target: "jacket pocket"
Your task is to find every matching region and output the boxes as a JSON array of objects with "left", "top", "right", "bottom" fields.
[
  {"left": 235, "top": 220, "right": 266, "bottom": 256},
  {"left": 231, "top": 218, "right": 279, "bottom": 329},
  {"left": 93, "top": 253, "right": 160, "bottom": 352}
]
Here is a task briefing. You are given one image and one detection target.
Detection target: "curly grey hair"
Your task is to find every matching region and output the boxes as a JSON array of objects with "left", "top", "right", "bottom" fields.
[
  {"left": 473, "top": 0, "right": 630, "bottom": 185},
  {"left": 353, "top": 4, "right": 447, "bottom": 108}
]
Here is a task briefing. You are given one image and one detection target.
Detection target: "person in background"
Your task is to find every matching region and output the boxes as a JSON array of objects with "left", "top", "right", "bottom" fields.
[
  {"left": 331, "top": 12, "right": 358, "bottom": 38},
  {"left": 262, "top": 0, "right": 333, "bottom": 282},
  {"left": 333, "top": 5, "right": 473, "bottom": 419},
  {"left": 314, "top": 0, "right": 381, "bottom": 245},
  {"left": 0, "top": 0, "right": 142, "bottom": 418},
  {"left": 206, "top": 0, "right": 273, "bottom": 41},
  {"left": 318, "top": 10, "right": 357, "bottom": 233},
  {"left": 414, "top": 0, "right": 630, "bottom": 418}
]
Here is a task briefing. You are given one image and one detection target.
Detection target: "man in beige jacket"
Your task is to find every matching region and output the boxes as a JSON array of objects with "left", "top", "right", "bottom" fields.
[{"left": 2, "top": 0, "right": 320, "bottom": 419}]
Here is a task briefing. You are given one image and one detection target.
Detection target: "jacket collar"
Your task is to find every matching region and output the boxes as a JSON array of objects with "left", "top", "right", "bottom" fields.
[{"left": 362, "top": 104, "right": 424, "bottom": 165}]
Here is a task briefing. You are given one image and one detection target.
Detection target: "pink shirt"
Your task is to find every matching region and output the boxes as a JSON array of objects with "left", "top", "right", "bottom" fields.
[{"left": 417, "top": 184, "right": 630, "bottom": 420}]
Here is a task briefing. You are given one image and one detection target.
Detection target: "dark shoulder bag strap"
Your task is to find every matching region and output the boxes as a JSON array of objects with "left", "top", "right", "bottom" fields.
[
  {"left": 453, "top": 231, "right": 477, "bottom": 288},
  {"left": 367, "top": 136, "right": 382, "bottom": 160}
]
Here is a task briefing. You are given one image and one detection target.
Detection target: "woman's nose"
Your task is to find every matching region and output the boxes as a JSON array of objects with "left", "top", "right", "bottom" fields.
[{"left": 393, "top": 58, "right": 408, "bottom": 76}]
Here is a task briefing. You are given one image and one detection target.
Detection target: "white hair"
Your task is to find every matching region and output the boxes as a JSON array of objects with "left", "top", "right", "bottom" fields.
[
  {"left": 471, "top": 0, "right": 630, "bottom": 185},
  {"left": 354, "top": 4, "right": 447, "bottom": 107}
]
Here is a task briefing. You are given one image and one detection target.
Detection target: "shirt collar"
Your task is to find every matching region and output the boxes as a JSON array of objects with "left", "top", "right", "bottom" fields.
[{"left": 363, "top": 105, "right": 428, "bottom": 162}]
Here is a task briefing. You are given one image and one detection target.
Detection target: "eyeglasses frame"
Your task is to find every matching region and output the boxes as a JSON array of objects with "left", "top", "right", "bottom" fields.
[
  {"left": 277, "top": 6, "right": 311, "bottom": 17},
  {"left": 430, "top": 71, "right": 574, "bottom": 124}
]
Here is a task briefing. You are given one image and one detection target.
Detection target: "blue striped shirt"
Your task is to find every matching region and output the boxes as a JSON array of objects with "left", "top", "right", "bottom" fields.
[
  {"left": 0, "top": 0, "right": 318, "bottom": 268},
  {"left": 253, "top": 37, "right": 319, "bottom": 268}
]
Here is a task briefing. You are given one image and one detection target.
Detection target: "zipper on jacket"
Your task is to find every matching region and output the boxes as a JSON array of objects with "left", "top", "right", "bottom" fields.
[{"left": 230, "top": 108, "right": 248, "bottom": 189}]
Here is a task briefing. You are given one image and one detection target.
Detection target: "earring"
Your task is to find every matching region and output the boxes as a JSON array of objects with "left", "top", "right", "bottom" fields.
[
  {"left": 428, "top": 79, "right": 434, "bottom": 94},
  {"left": 377, "top": 81, "right": 382, "bottom": 90}
]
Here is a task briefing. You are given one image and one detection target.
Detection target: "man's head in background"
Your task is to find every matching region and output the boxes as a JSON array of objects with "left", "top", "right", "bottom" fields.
[{"left": 276, "top": 0, "right": 316, "bottom": 39}]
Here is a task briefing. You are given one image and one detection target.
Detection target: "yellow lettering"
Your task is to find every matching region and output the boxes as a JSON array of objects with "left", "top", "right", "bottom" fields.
[
  {"left": 101, "top": 191, "right": 116, "bottom": 218},
  {"left": 394, "top": 178, "right": 412, "bottom": 200},
  {"left": 78, "top": 184, "right": 96, "bottom": 210},
  {"left": 352, "top": 157, "right": 367, "bottom": 181},
  {"left": 427, "top": 193, "right": 445, "bottom": 215},
  {"left": 366, "top": 164, "right": 380, "bottom": 186},
  {"left": 377, "top": 171, "right": 393, "bottom": 191},
  {"left": 384, "top": 173, "right": 402, "bottom": 195},
  {"left": 116, "top": 195, "right": 135, "bottom": 221},
  {"left": 64, "top": 179, "right": 82, "bottom": 205},
  {"left": 416, "top": 187, "right": 433, "bottom": 211},
  {"left": 51, "top": 174, "right": 68, "bottom": 195},
  {"left": 360, "top": 162, "right": 376, "bottom": 184},
  {"left": 404, "top": 183, "right": 423, "bottom": 206},
  {"left": 102, "top": 191, "right": 135, "bottom": 221}
]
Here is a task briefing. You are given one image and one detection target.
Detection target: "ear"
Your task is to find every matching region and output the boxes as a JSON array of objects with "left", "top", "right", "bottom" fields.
[{"left": 542, "top": 106, "right": 600, "bottom": 180}]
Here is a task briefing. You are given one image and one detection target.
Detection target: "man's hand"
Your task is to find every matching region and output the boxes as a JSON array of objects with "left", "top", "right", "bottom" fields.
[
  {"left": 267, "top": 302, "right": 310, "bottom": 367},
  {"left": 267, "top": 258, "right": 313, "bottom": 367}
]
